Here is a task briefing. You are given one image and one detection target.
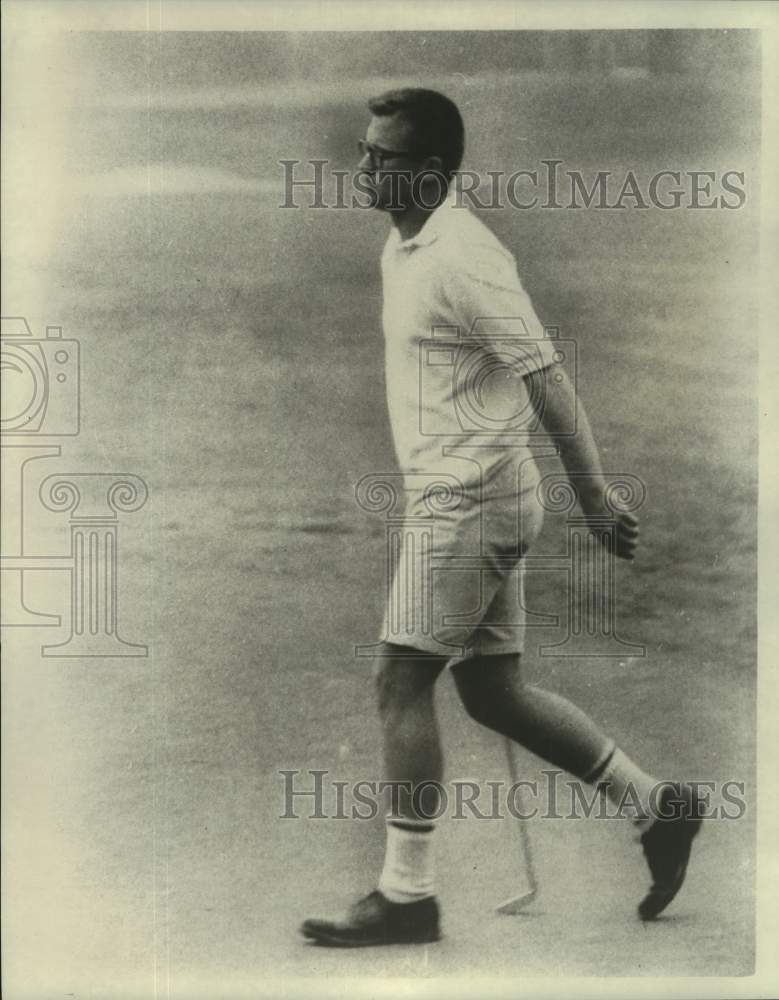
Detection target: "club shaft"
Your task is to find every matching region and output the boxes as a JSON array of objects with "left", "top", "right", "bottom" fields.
[{"left": 504, "top": 737, "right": 538, "bottom": 895}]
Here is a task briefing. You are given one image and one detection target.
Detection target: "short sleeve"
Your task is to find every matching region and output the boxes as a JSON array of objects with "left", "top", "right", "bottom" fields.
[{"left": 441, "top": 243, "right": 556, "bottom": 375}]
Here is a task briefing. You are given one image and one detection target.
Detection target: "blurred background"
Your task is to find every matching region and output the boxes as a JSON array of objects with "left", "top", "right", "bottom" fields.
[{"left": 2, "top": 29, "right": 759, "bottom": 998}]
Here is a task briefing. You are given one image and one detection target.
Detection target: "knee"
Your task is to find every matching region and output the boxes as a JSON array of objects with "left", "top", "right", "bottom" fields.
[
  {"left": 374, "top": 659, "right": 403, "bottom": 716},
  {"left": 374, "top": 646, "right": 443, "bottom": 717},
  {"left": 458, "top": 682, "right": 498, "bottom": 727},
  {"left": 454, "top": 657, "right": 523, "bottom": 728}
]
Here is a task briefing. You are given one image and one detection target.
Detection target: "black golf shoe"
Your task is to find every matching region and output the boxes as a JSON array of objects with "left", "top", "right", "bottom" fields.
[
  {"left": 301, "top": 889, "right": 441, "bottom": 947},
  {"left": 638, "top": 782, "right": 704, "bottom": 920}
]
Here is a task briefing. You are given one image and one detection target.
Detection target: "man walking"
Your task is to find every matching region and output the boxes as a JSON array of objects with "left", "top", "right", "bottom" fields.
[{"left": 301, "top": 89, "right": 702, "bottom": 947}]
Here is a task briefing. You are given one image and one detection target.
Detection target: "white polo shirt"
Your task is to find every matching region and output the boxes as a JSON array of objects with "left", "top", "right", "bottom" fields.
[{"left": 381, "top": 190, "right": 556, "bottom": 500}]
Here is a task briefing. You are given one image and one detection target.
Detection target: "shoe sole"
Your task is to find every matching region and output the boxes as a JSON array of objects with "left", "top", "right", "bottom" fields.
[{"left": 301, "top": 925, "right": 441, "bottom": 948}]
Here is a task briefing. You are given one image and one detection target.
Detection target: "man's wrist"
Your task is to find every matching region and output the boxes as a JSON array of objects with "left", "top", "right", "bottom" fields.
[{"left": 577, "top": 480, "right": 609, "bottom": 516}]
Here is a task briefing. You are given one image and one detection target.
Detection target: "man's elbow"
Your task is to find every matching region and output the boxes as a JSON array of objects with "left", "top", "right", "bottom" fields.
[{"left": 525, "top": 364, "right": 575, "bottom": 437}]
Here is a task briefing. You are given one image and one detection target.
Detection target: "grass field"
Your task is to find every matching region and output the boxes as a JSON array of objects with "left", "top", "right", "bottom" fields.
[{"left": 2, "top": 35, "right": 760, "bottom": 998}]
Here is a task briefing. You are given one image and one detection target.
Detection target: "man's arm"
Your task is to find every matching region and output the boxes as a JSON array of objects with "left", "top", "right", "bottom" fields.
[{"left": 525, "top": 366, "right": 639, "bottom": 561}]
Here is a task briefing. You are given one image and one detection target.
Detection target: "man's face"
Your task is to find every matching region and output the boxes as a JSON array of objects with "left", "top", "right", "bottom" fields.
[{"left": 358, "top": 113, "right": 423, "bottom": 211}]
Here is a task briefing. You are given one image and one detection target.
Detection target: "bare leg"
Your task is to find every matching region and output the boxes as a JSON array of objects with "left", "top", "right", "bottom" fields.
[
  {"left": 299, "top": 643, "right": 449, "bottom": 944},
  {"left": 451, "top": 652, "right": 612, "bottom": 780},
  {"left": 374, "top": 642, "right": 448, "bottom": 817}
]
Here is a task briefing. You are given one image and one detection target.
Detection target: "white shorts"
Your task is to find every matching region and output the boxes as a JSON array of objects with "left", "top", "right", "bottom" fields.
[{"left": 379, "top": 487, "right": 545, "bottom": 662}]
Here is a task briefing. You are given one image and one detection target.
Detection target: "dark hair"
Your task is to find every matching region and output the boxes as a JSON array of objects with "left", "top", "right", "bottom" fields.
[{"left": 367, "top": 88, "right": 464, "bottom": 180}]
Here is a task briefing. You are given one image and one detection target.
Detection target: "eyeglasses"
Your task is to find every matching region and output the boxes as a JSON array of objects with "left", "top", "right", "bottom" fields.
[{"left": 357, "top": 138, "right": 416, "bottom": 170}]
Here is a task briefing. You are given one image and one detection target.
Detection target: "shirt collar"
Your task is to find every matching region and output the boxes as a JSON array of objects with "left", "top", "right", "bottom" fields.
[{"left": 392, "top": 187, "right": 460, "bottom": 252}]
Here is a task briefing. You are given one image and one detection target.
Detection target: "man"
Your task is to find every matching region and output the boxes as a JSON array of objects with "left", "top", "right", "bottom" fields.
[{"left": 301, "top": 88, "right": 702, "bottom": 947}]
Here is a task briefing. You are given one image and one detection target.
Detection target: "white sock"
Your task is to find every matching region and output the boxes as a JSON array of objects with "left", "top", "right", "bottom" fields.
[
  {"left": 378, "top": 819, "right": 436, "bottom": 903},
  {"left": 594, "top": 747, "right": 659, "bottom": 833}
]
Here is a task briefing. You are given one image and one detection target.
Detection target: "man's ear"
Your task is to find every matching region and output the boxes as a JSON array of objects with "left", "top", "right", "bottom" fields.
[{"left": 421, "top": 155, "right": 444, "bottom": 176}]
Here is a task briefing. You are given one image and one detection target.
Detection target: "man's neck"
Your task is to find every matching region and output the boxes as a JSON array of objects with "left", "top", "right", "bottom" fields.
[{"left": 390, "top": 198, "right": 446, "bottom": 243}]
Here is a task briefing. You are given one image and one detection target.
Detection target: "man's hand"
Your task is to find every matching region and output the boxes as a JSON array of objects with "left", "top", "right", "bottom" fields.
[{"left": 586, "top": 510, "right": 640, "bottom": 561}]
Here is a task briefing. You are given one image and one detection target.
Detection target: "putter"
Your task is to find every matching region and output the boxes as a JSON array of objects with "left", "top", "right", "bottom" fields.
[{"left": 496, "top": 737, "right": 538, "bottom": 914}]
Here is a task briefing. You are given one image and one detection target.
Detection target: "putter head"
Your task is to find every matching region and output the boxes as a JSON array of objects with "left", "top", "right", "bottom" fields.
[{"left": 496, "top": 888, "right": 537, "bottom": 915}]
